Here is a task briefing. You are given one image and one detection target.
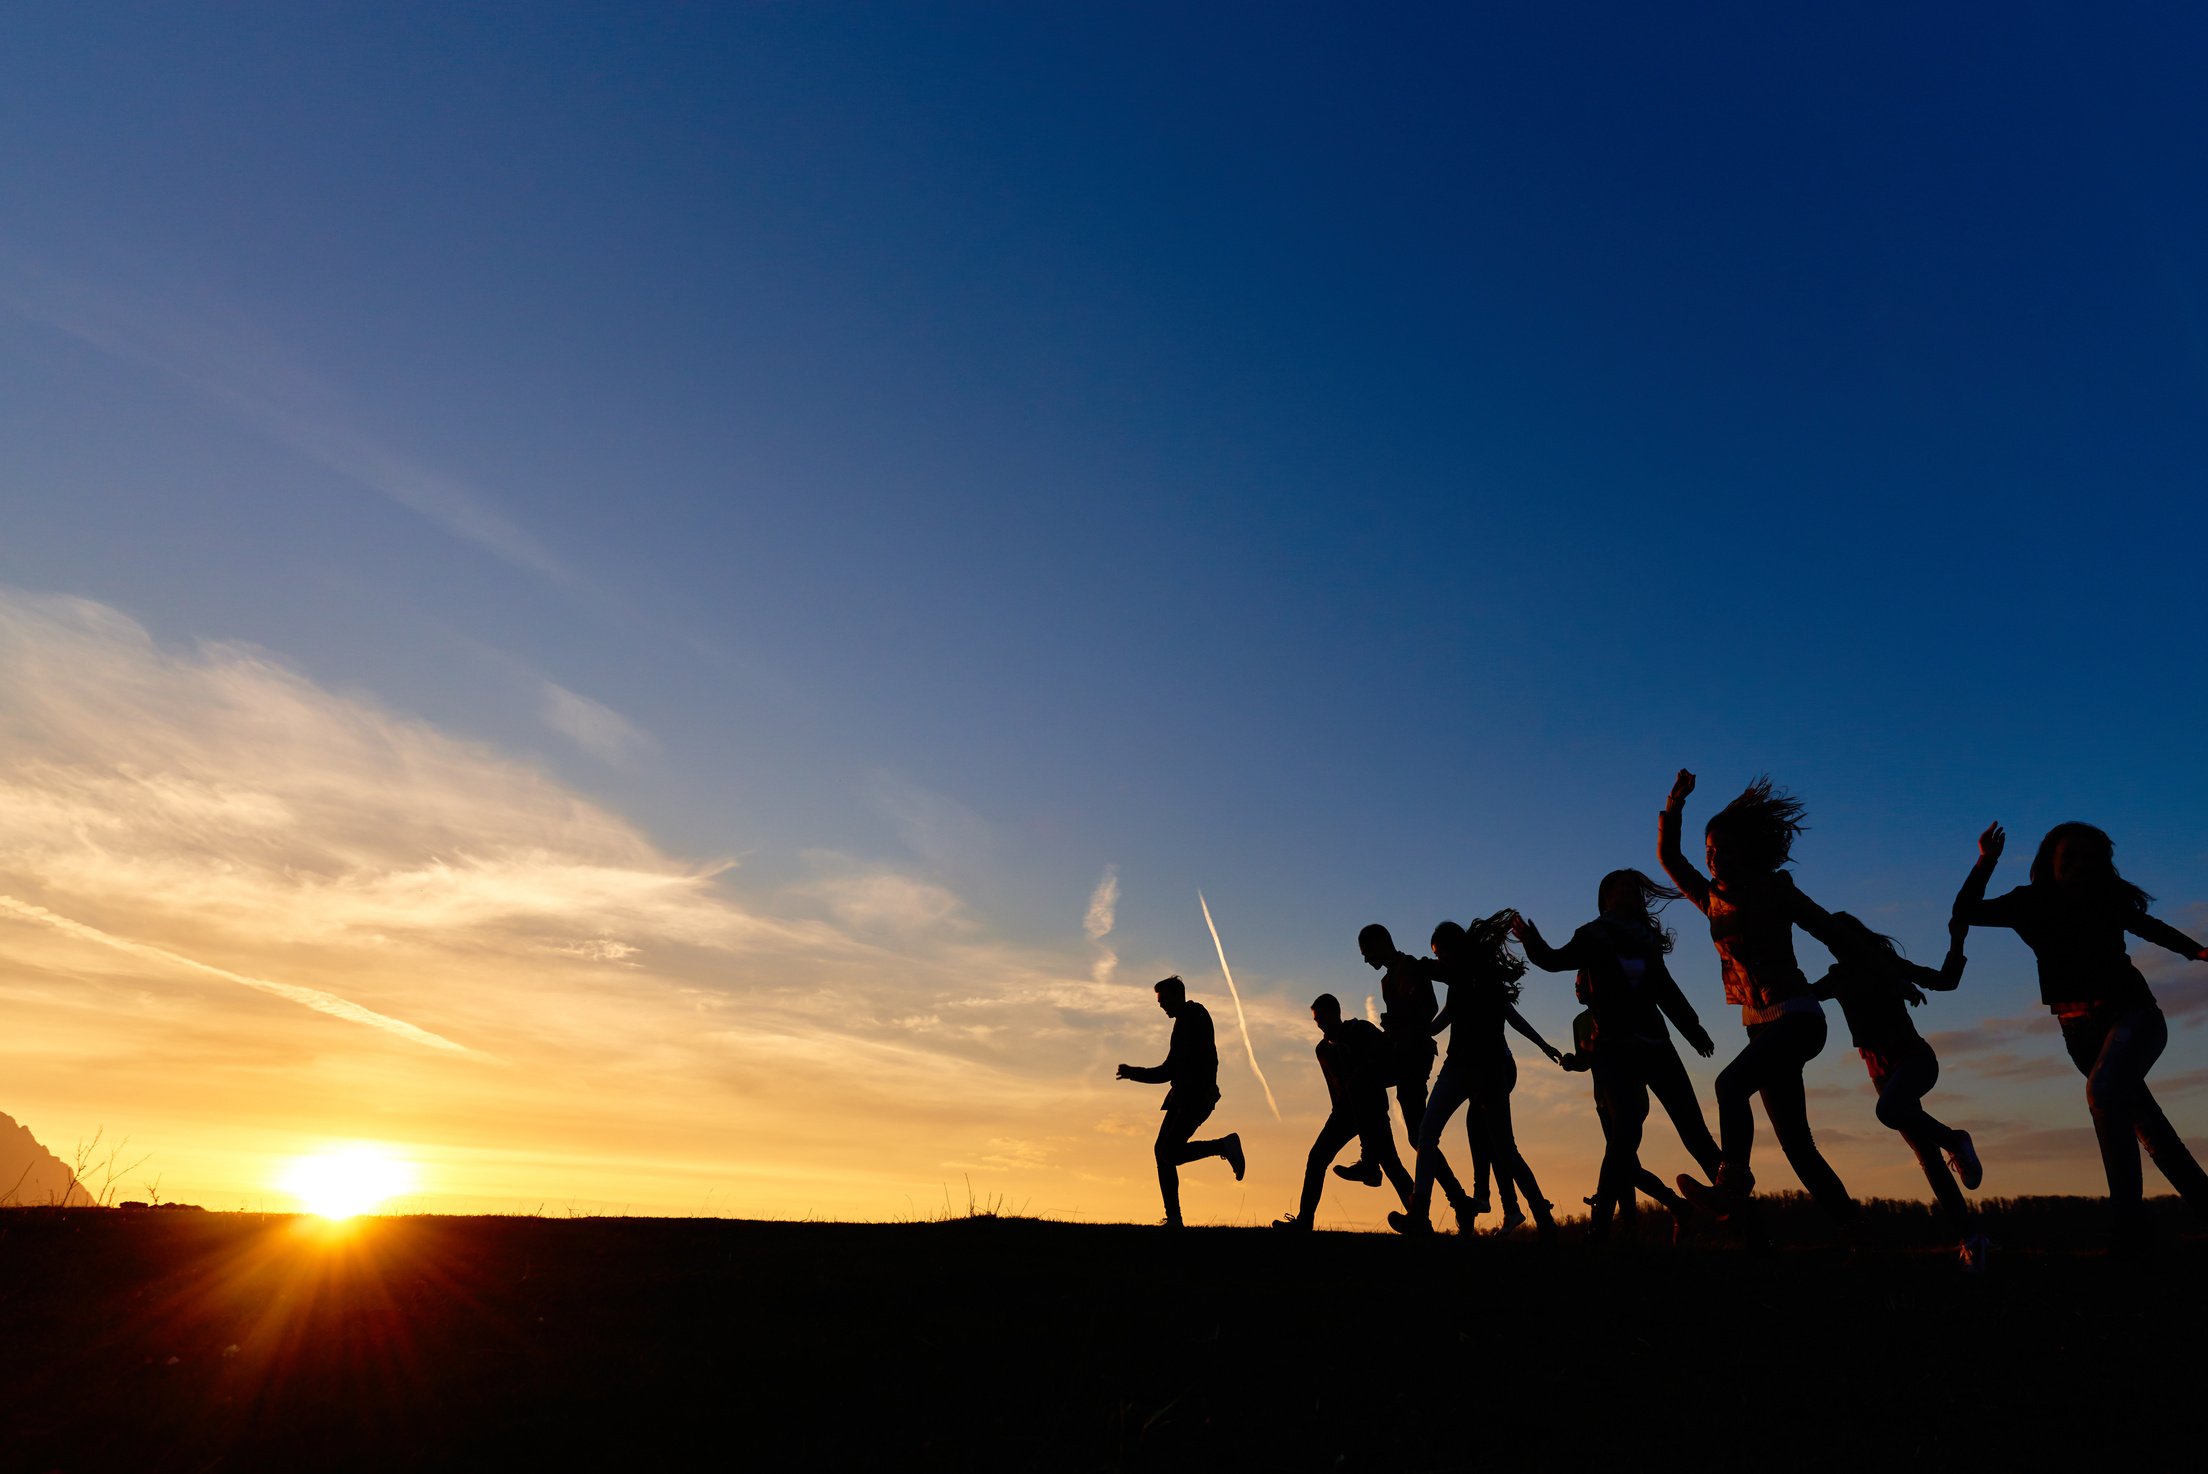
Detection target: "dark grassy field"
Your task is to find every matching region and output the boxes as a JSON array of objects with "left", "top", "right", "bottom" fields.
[{"left": 0, "top": 1198, "right": 2199, "bottom": 1472}]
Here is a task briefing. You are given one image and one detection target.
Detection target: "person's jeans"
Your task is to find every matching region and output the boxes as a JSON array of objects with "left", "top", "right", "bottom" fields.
[
  {"left": 1389, "top": 1049, "right": 1469, "bottom": 1207},
  {"left": 1414, "top": 1050, "right": 1545, "bottom": 1220},
  {"left": 2060, "top": 1004, "right": 2208, "bottom": 1234},
  {"left": 1865, "top": 1040, "right": 1969, "bottom": 1234},
  {"left": 1640, "top": 1035, "right": 1722, "bottom": 1180},
  {"left": 1154, "top": 1094, "right": 1227, "bottom": 1222},
  {"left": 1297, "top": 1107, "right": 1412, "bottom": 1222},
  {"left": 1712, "top": 1010, "right": 1855, "bottom": 1223}
]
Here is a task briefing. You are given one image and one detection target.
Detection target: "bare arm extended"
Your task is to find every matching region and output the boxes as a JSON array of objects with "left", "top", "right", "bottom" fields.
[
  {"left": 1658, "top": 769, "right": 1713, "bottom": 914},
  {"left": 1505, "top": 1003, "right": 1564, "bottom": 1064}
]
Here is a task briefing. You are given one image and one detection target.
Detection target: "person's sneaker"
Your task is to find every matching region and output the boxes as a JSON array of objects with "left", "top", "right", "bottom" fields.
[
  {"left": 1271, "top": 1212, "right": 1310, "bottom": 1231},
  {"left": 1223, "top": 1134, "right": 1246, "bottom": 1181},
  {"left": 1333, "top": 1160, "right": 1384, "bottom": 1187},
  {"left": 1959, "top": 1233, "right": 1992, "bottom": 1273},
  {"left": 1465, "top": 1193, "right": 1492, "bottom": 1218},
  {"left": 1160, "top": 1216, "right": 1185, "bottom": 1230},
  {"left": 1387, "top": 1210, "right": 1430, "bottom": 1236},
  {"left": 1498, "top": 1203, "right": 1527, "bottom": 1235},
  {"left": 1676, "top": 1174, "right": 1740, "bottom": 1222},
  {"left": 1946, "top": 1131, "right": 1983, "bottom": 1191}
]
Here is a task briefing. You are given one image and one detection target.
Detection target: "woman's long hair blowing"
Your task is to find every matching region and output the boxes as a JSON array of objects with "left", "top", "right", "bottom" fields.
[
  {"left": 1599, "top": 867, "right": 1682, "bottom": 953},
  {"left": 1432, "top": 912, "right": 1529, "bottom": 1000},
  {"left": 1704, "top": 775, "right": 1808, "bottom": 873}
]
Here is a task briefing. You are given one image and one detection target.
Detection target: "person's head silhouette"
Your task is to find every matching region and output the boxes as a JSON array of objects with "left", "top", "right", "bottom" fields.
[
  {"left": 1310, "top": 992, "right": 1343, "bottom": 1035},
  {"left": 1357, "top": 924, "right": 1393, "bottom": 969},
  {"left": 1153, "top": 974, "right": 1187, "bottom": 1017},
  {"left": 2031, "top": 822, "right": 2152, "bottom": 909}
]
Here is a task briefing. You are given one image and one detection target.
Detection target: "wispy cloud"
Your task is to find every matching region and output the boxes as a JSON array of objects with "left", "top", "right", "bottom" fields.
[
  {"left": 0, "top": 895, "right": 468, "bottom": 1054},
  {"left": 537, "top": 681, "right": 656, "bottom": 767},
  {"left": 0, "top": 265, "right": 569, "bottom": 581},
  {"left": 1084, "top": 865, "right": 1119, "bottom": 984}
]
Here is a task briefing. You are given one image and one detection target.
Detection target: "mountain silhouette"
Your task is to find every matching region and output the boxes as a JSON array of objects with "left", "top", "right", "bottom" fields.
[{"left": 0, "top": 1112, "right": 92, "bottom": 1206}]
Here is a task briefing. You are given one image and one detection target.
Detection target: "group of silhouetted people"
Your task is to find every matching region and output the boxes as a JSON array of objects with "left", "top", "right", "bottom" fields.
[{"left": 1115, "top": 771, "right": 2208, "bottom": 1266}]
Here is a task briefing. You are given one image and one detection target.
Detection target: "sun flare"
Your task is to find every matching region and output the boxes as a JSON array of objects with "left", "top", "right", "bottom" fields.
[{"left": 280, "top": 1145, "right": 419, "bottom": 1219}]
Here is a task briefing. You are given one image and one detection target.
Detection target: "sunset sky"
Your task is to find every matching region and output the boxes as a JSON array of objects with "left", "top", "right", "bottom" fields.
[{"left": 3, "top": 6, "right": 2206, "bottom": 1224}]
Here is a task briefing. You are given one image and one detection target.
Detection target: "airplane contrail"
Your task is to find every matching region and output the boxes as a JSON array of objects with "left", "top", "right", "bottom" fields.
[
  {"left": 0, "top": 894, "right": 473, "bottom": 1055},
  {"left": 1197, "top": 891, "right": 1280, "bottom": 1121}
]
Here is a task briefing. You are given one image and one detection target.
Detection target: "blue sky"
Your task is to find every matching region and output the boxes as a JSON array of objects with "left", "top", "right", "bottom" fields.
[{"left": 1, "top": 5, "right": 2204, "bottom": 1219}]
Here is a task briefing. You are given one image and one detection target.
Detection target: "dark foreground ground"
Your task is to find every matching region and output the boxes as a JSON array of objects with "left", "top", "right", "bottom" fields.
[{"left": 0, "top": 1197, "right": 2200, "bottom": 1473}]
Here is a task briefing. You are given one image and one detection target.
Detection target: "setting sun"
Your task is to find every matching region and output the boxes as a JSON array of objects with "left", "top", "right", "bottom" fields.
[{"left": 280, "top": 1146, "right": 419, "bottom": 1219}]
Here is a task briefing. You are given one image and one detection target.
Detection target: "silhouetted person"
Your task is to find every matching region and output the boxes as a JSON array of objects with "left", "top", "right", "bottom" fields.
[
  {"left": 1952, "top": 821, "right": 2208, "bottom": 1254},
  {"left": 1335, "top": 924, "right": 1483, "bottom": 1224},
  {"left": 1815, "top": 884, "right": 1987, "bottom": 1270},
  {"left": 1390, "top": 914, "right": 1563, "bottom": 1238},
  {"left": 1514, "top": 869, "right": 1719, "bottom": 1240},
  {"left": 1116, "top": 975, "right": 1245, "bottom": 1227},
  {"left": 1555, "top": 971, "right": 1691, "bottom": 1242},
  {"left": 1274, "top": 994, "right": 1413, "bottom": 1230},
  {"left": 1659, "top": 771, "right": 1859, "bottom": 1239}
]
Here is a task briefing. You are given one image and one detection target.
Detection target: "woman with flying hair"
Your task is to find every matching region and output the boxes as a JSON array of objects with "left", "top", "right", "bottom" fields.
[
  {"left": 1953, "top": 820, "right": 2208, "bottom": 1253},
  {"left": 1512, "top": 868, "right": 1722, "bottom": 1240},
  {"left": 1388, "top": 912, "right": 1564, "bottom": 1238},
  {"left": 1658, "top": 770, "right": 1860, "bottom": 1239}
]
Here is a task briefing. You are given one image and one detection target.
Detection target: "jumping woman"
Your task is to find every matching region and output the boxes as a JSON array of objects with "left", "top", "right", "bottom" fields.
[
  {"left": 1389, "top": 913, "right": 1564, "bottom": 1238},
  {"left": 1814, "top": 873, "right": 1989, "bottom": 1268},
  {"left": 1659, "top": 771, "right": 1859, "bottom": 1239},
  {"left": 1953, "top": 820, "right": 2208, "bottom": 1253},
  {"left": 1513, "top": 869, "right": 1722, "bottom": 1239}
]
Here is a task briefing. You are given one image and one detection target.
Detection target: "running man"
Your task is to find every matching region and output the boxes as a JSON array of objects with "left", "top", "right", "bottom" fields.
[{"left": 1117, "top": 975, "right": 1246, "bottom": 1227}]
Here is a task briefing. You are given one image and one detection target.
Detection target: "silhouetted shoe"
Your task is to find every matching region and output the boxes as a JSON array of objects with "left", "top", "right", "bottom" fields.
[
  {"left": 1386, "top": 1210, "right": 1431, "bottom": 1236},
  {"left": 1946, "top": 1131, "right": 1983, "bottom": 1191},
  {"left": 1160, "top": 1216, "right": 1185, "bottom": 1230},
  {"left": 1271, "top": 1212, "right": 1311, "bottom": 1231},
  {"left": 1334, "top": 1161, "right": 1384, "bottom": 1187},
  {"left": 1498, "top": 1203, "right": 1527, "bottom": 1234},
  {"left": 1224, "top": 1134, "right": 1245, "bottom": 1181},
  {"left": 1958, "top": 1234, "right": 1991, "bottom": 1273},
  {"left": 1675, "top": 1174, "right": 1740, "bottom": 1222},
  {"left": 1464, "top": 1192, "right": 1491, "bottom": 1218}
]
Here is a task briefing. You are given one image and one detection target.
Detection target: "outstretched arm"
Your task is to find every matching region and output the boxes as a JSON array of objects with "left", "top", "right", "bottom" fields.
[
  {"left": 1781, "top": 873, "right": 1848, "bottom": 956},
  {"left": 1941, "top": 823, "right": 2007, "bottom": 985},
  {"left": 1647, "top": 959, "right": 1715, "bottom": 1057},
  {"left": 1118, "top": 1017, "right": 1182, "bottom": 1083},
  {"left": 2127, "top": 911, "right": 2208, "bottom": 964},
  {"left": 1509, "top": 914, "right": 1583, "bottom": 973},
  {"left": 1658, "top": 769, "right": 1713, "bottom": 914},
  {"left": 1505, "top": 1003, "right": 1564, "bottom": 1064}
]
